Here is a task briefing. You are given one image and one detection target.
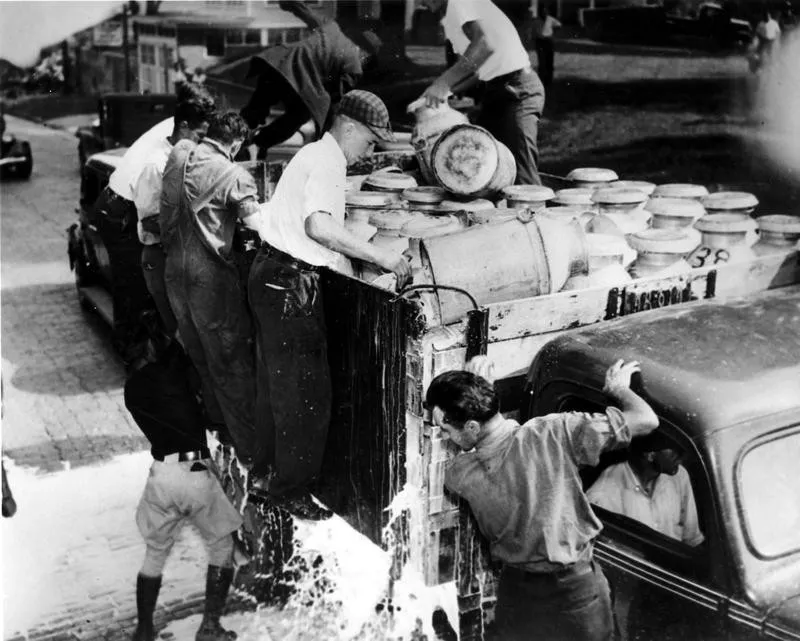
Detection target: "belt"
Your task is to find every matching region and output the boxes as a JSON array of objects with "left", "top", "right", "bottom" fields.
[
  {"left": 487, "top": 66, "right": 534, "bottom": 85},
  {"left": 503, "top": 560, "right": 594, "bottom": 582},
  {"left": 153, "top": 448, "right": 211, "bottom": 463},
  {"left": 259, "top": 242, "right": 319, "bottom": 273}
]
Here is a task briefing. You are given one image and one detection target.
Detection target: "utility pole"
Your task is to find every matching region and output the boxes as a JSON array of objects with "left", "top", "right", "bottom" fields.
[{"left": 122, "top": 3, "right": 132, "bottom": 91}]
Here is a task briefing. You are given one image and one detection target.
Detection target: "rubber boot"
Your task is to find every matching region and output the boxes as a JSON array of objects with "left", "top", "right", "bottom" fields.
[
  {"left": 195, "top": 566, "right": 237, "bottom": 641},
  {"left": 131, "top": 574, "right": 162, "bottom": 641}
]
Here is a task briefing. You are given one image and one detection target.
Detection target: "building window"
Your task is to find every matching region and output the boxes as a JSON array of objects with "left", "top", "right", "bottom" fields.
[
  {"left": 137, "top": 23, "right": 157, "bottom": 36},
  {"left": 157, "top": 25, "right": 176, "bottom": 38},
  {"left": 226, "top": 29, "right": 244, "bottom": 45},
  {"left": 141, "top": 44, "right": 156, "bottom": 65},
  {"left": 283, "top": 27, "right": 303, "bottom": 43},
  {"left": 206, "top": 32, "right": 225, "bottom": 56}
]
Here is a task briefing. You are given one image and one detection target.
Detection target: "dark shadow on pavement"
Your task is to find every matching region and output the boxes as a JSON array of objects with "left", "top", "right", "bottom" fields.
[
  {"left": 1, "top": 282, "right": 125, "bottom": 396},
  {"left": 4, "top": 434, "right": 148, "bottom": 473}
]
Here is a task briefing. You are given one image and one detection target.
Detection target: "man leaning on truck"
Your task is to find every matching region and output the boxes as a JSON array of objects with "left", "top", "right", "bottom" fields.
[
  {"left": 247, "top": 90, "right": 411, "bottom": 521},
  {"left": 425, "top": 357, "right": 659, "bottom": 641}
]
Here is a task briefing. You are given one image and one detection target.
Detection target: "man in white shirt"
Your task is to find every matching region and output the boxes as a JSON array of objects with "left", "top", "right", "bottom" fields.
[
  {"left": 756, "top": 10, "right": 781, "bottom": 64},
  {"left": 132, "top": 96, "right": 216, "bottom": 336},
  {"left": 417, "top": 0, "right": 546, "bottom": 185},
  {"left": 95, "top": 83, "right": 215, "bottom": 357},
  {"left": 247, "top": 90, "right": 411, "bottom": 521},
  {"left": 587, "top": 432, "right": 704, "bottom": 547}
]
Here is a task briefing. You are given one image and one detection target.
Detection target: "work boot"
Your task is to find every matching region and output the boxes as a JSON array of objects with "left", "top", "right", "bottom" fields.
[
  {"left": 131, "top": 574, "right": 162, "bottom": 641},
  {"left": 195, "top": 566, "right": 237, "bottom": 641}
]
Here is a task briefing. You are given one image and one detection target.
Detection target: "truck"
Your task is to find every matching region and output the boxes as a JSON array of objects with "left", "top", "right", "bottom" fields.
[{"left": 67, "top": 147, "right": 800, "bottom": 638}]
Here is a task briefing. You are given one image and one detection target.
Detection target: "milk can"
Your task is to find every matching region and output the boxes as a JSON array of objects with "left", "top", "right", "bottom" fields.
[
  {"left": 753, "top": 215, "right": 800, "bottom": 256},
  {"left": 540, "top": 206, "right": 595, "bottom": 229},
  {"left": 688, "top": 213, "right": 757, "bottom": 267},
  {"left": 644, "top": 197, "right": 704, "bottom": 246},
  {"left": 400, "top": 214, "right": 465, "bottom": 238},
  {"left": 553, "top": 187, "right": 595, "bottom": 208},
  {"left": 438, "top": 198, "right": 499, "bottom": 224},
  {"left": 402, "top": 186, "right": 447, "bottom": 212},
  {"left": 345, "top": 191, "right": 401, "bottom": 224},
  {"left": 628, "top": 229, "right": 697, "bottom": 279},
  {"left": 562, "top": 234, "right": 632, "bottom": 290},
  {"left": 591, "top": 187, "right": 651, "bottom": 235},
  {"left": 701, "top": 191, "right": 759, "bottom": 245},
  {"left": 501, "top": 185, "right": 555, "bottom": 212},
  {"left": 410, "top": 101, "right": 469, "bottom": 185},
  {"left": 608, "top": 180, "right": 656, "bottom": 196},
  {"left": 567, "top": 167, "right": 619, "bottom": 190},
  {"left": 651, "top": 183, "right": 709, "bottom": 200}
]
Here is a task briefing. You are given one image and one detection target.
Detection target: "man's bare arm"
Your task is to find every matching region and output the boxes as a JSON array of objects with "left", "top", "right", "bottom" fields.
[{"left": 603, "top": 360, "right": 659, "bottom": 437}]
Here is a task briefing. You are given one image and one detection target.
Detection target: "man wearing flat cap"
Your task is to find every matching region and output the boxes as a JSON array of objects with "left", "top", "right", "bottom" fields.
[{"left": 247, "top": 90, "right": 411, "bottom": 520}]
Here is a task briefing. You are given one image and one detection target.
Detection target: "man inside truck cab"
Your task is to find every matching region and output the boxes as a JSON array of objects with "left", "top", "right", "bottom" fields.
[
  {"left": 587, "top": 431, "right": 704, "bottom": 547},
  {"left": 247, "top": 90, "right": 411, "bottom": 521},
  {"left": 424, "top": 357, "right": 660, "bottom": 641}
]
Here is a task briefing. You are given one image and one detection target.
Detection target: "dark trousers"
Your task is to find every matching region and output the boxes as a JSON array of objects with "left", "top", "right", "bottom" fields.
[
  {"left": 240, "top": 69, "right": 312, "bottom": 158},
  {"left": 477, "top": 70, "right": 545, "bottom": 186},
  {"left": 492, "top": 561, "right": 614, "bottom": 641},
  {"left": 141, "top": 243, "right": 177, "bottom": 337},
  {"left": 93, "top": 187, "right": 153, "bottom": 359},
  {"left": 163, "top": 224, "right": 257, "bottom": 466},
  {"left": 247, "top": 248, "right": 331, "bottom": 497},
  {"left": 536, "top": 37, "right": 555, "bottom": 87}
]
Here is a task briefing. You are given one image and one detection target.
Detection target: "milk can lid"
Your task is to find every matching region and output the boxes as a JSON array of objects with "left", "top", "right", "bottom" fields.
[
  {"left": 645, "top": 197, "right": 706, "bottom": 218},
  {"left": 756, "top": 214, "right": 800, "bottom": 234},
  {"left": 567, "top": 167, "right": 619, "bottom": 183},
  {"left": 554, "top": 188, "right": 595, "bottom": 205},
  {"left": 652, "top": 183, "right": 709, "bottom": 199},
  {"left": 608, "top": 180, "right": 656, "bottom": 195},
  {"left": 592, "top": 187, "right": 649, "bottom": 205},
  {"left": 701, "top": 191, "right": 759, "bottom": 211},
  {"left": 346, "top": 191, "right": 400, "bottom": 208},
  {"left": 402, "top": 186, "right": 447, "bottom": 204},
  {"left": 363, "top": 169, "right": 418, "bottom": 191},
  {"left": 694, "top": 212, "right": 755, "bottom": 234},
  {"left": 501, "top": 185, "right": 555, "bottom": 202},
  {"left": 438, "top": 198, "right": 495, "bottom": 212},
  {"left": 628, "top": 228, "right": 699, "bottom": 254}
]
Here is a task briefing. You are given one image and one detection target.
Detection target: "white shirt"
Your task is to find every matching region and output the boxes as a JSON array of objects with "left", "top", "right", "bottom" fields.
[
  {"left": 587, "top": 462, "right": 705, "bottom": 547},
  {"left": 108, "top": 117, "right": 174, "bottom": 201},
  {"left": 131, "top": 136, "right": 173, "bottom": 245},
  {"left": 756, "top": 18, "right": 781, "bottom": 41},
  {"left": 256, "top": 133, "right": 353, "bottom": 274},
  {"left": 441, "top": 0, "right": 530, "bottom": 81}
]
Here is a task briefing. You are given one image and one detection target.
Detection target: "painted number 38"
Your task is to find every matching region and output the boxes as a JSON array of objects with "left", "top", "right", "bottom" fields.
[{"left": 690, "top": 247, "right": 730, "bottom": 268}]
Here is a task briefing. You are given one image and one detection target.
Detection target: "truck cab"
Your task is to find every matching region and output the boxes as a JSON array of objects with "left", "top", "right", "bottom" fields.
[{"left": 524, "top": 286, "right": 800, "bottom": 640}]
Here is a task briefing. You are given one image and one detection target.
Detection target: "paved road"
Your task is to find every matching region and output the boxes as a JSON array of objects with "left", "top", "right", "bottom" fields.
[
  {"left": 1, "top": 116, "right": 208, "bottom": 640},
  {"left": 1, "top": 114, "right": 147, "bottom": 470}
]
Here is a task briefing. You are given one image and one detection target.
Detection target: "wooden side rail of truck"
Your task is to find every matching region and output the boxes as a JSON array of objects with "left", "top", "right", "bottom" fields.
[{"left": 213, "top": 170, "right": 800, "bottom": 638}]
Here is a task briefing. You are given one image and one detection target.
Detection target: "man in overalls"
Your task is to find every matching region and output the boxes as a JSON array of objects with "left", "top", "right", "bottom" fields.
[{"left": 160, "top": 111, "right": 261, "bottom": 475}]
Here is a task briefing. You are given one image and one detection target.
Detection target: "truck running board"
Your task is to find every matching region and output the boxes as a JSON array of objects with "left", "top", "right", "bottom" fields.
[{"left": 78, "top": 285, "right": 114, "bottom": 327}]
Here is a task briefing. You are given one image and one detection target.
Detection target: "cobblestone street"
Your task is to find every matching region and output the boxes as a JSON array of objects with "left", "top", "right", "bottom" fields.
[{"left": 1, "top": 116, "right": 208, "bottom": 640}]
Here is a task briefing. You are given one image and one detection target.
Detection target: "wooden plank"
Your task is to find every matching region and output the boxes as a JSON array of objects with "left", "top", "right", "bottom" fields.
[{"left": 483, "top": 252, "right": 799, "bottom": 344}]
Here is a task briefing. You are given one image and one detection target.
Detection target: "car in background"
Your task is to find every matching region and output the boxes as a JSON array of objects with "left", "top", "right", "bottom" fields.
[
  {"left": 524, "top": 286, "right": 800, "bottom": 641},
  {"left": 75, "top": 93, "right": 176, "bottom": 170},
  {"left": 0, "top": 113, "right": 33, "bottom": 180}
]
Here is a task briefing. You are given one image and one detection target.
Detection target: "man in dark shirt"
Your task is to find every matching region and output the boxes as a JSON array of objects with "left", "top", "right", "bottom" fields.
[
  {"left": 125, "top": 327, "right": 242, "bottom": 641},
  {"left": 425, "top": 357, "right": 659, "bottom": 641},
  {"left": 240, "top": 6, "right": 381, "bottom": 157}
]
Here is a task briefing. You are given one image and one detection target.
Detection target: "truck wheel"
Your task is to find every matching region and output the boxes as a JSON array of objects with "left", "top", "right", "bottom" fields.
[
  {"left": 17, "top": 142, "right": 32, "bottom": 180},
  {"left": 78, "top": 142, "right": 87, "bottom": 171},
  {"left": 73, "top": 241, "right": 98, "bottom": 309}
]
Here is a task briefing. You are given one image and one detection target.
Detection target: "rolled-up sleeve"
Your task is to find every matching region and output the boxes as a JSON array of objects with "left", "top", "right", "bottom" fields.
[
  {"left": 564, "top": 407, "right": 630, "bottom": 467},
  {"left": 226, "top": 168, "right": 259, "bottom": 220},
  {"left": 303, "top": 165, "right": 345, "bottom": 225}
]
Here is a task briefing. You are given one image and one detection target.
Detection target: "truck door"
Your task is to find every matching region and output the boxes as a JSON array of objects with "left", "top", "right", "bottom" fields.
[{"left": 531, "top": 384, "right": 763, "bottom": 641}]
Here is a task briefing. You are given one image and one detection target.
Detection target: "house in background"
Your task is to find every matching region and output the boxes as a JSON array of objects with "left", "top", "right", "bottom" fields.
[{"left": 133, "top": 0, "right": 335, "bottom": 93}]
